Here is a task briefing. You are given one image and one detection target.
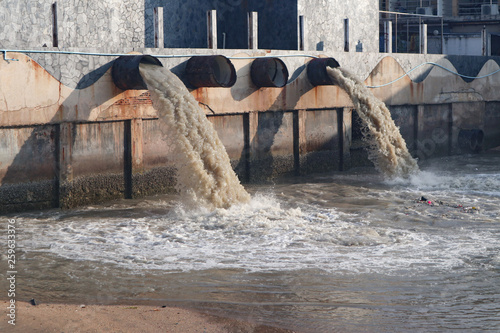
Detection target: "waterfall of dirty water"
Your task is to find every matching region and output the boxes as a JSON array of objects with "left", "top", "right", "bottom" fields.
[
  {"left": 327, "top": 66, "right": 419, "bottom": 178},
  {"left": 139, "top": 64, "right": 250, "bottom": 209}
]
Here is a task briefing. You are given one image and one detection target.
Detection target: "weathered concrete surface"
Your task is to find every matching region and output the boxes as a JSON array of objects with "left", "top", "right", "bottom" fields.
[
  {"left": 0, "top": 53, "right": 157, "bottom": 127},
  {"left": 298, "top": 0, "right": 379, "bottom": 53},
  {"left": 1, "top": 51, "right": 500, "bottom": 212},
  {"left": 0, "top": 125, "right": 58, "bottom": 211}
]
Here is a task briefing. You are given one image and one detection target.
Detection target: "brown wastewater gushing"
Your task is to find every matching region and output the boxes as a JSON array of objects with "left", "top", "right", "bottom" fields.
[
  {"left": 139, "top": 64, "right": 251, "bottom": 209},
  {"left": 327, "top": 66, "right": 419, "bottom": 178},
  {"left": 138, "top": 62, "right": 417, "bottom": 210}
]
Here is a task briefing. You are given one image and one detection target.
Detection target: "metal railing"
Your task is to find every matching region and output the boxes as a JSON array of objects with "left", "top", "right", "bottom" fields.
[{"left": 380, "top": 10, "right": 444, "bottom": 54}]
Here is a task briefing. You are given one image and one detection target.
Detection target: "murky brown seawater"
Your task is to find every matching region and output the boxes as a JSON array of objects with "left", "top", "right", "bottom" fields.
[{"left": 1, "top": 152, "right": 499, "bottom": 332}]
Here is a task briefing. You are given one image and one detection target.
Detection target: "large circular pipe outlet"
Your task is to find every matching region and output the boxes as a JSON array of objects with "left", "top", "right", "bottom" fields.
[
  {"left": 250, "top": 57, "right": 289, "bottom": 88},
  {"left": 306, "top": 57, "right": 340, "bottom": 86},
  {"left": 185, "top": 55, "right": 236, "bottom": 88},
  {"left": 112, "top": 55, "right": 163, "bottom": 91}
]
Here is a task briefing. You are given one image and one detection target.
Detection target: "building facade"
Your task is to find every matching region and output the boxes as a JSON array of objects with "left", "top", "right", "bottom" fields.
[
  {"left": 380, "top": 0, "right": 500, "bottom": 55},
  {"left": 0, "top": 0, "right": 379, "bottom": 53}
]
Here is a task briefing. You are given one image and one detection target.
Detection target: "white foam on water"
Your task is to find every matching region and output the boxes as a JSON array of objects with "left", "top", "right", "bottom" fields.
[{"left": 18, "top": 191, "right": 499, "bottom": 277}]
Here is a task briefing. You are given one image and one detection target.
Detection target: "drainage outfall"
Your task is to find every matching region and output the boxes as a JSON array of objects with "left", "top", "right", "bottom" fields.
[{"left": 112, "top": 55, "right": 163, "bottom": 91}]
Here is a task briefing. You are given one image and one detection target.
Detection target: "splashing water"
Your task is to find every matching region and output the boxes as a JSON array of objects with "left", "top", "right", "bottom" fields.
[
  {"left": 139, "top": 64, "right": 250, "bottom": 209},
  {"left": 327, "top": 66, "right": 419, "bottom": 178}
]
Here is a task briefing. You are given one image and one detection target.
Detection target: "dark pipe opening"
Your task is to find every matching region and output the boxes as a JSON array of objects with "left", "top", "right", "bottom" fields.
[
  {"left": 112, "top": 55, "right": 163, "bottom": 91},
  {"left": 306, "top": 57, "right": 340, "bottom": 86},
  {"left": 185, "top": 55, "right": 236, "bottom": 88},
  {"left": 458, "top": 129, "right": 484, "bottom": 153},
  {"left": 250, "top": 57, "right": 289, "bottom": 88}
]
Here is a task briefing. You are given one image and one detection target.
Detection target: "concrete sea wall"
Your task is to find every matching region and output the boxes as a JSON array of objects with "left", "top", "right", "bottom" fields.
[{"left": 1, "top": 49, "right": 500, "bottom": 212}]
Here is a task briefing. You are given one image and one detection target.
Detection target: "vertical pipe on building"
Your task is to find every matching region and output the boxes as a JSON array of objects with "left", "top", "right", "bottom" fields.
[
  {"left": 384, "top": 21, "right": 393, "bottom": 53},
  {"left": 298, "top": 15, "right": 305, "bottom": 51},
  {"left": 154, "top": 7, "right": 164, "bottom": 48},
  {"left": 344, "top": 18, "right": 349, "bottom": 52},
  {"left": 207, "top": 10, "right": 217, "bottom": 49},
  {"left": 248, "top": 11, "right": 258, "bottom": 49},
  {"left": 52, "top": 2, "right": 58, "bottom": 47}
]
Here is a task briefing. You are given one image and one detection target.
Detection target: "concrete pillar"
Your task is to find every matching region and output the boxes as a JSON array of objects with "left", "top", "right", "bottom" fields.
[
  {"left": 384, "top": 21, "right": 393, "bottom": 53},
  {"left": 58, "top": 122, "right": 73, "bottom": 183},
  {"left": 415, "top": 105, "right": 426, "bottom": 159},
  {"left": 131, "top": 118, "right": 144, "bottom": 174},
  {"left": 293, "top": 109, "right": 307, "bottom": 175},
  {"left": 247, "top": 111, "right": 259, "bottom": 181},
  {"left": 57, "top": 122, "right": 74, "bottom": 208},
  {"left": 207, "top": 10, "right": 217, "bottom": 49},
  {"left": 124, "top": 118, "right": 144, "bottom": 199},
  {"left": 340, "top": 108, "right": 352, "bottom": 171},
  {"left": 420, "top": 23, "right": 427, "bottom": 54},
  {"left": 248, "top": 11, "right": 258, "bottom": 49},
  {"left": 154, "top": 7, "right": 164, "bottom": 48}
]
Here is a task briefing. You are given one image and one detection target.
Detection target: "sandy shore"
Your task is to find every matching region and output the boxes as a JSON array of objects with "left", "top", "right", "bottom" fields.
[{"left": 1, "top": 301, "right": 296, "bottom": 332}]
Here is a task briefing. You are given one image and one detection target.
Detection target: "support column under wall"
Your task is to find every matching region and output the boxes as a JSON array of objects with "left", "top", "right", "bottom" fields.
[
  {"left": 131, "top": 118, "right": 144, "bottom": 175},
  {"left": 124, "top": 118, "right": 145, "bottom": 199},
  {"left": 340, "top": 108, "right": 352, "bottom": 171},
  {"left": 247, "top": 111, "right": 259, "bottom": 182},
  {"left": 415, "top": 104, "right": 425, "bottom": 159},
  {"left": 57, "top": 122, "right": 74, "bottom": 208},
  {"left": 293, "top": 109, "right": 307, "bottom": 175}
]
